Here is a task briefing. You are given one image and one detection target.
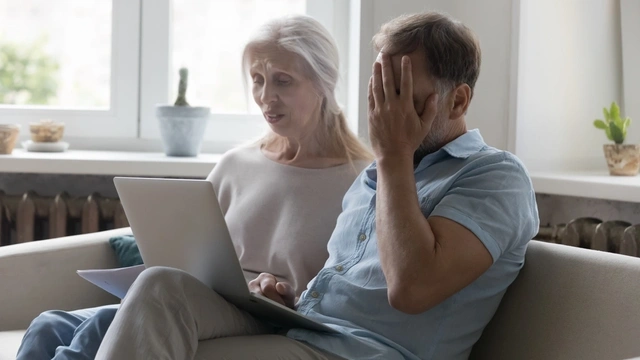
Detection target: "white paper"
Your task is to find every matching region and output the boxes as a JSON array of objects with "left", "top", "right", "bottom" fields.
[{"left": 77, "top": 265, "right": 146, "bottom": 299}]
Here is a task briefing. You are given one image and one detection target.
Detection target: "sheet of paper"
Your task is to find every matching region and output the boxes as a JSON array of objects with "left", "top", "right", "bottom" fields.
[{"left": 77, "top": 265, "right": 146, "bottom": 299}]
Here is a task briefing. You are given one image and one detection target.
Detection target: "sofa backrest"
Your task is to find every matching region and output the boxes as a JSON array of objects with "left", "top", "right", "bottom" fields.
[{"left": 470, "top": 240, "right": 640, "bottom": 360}]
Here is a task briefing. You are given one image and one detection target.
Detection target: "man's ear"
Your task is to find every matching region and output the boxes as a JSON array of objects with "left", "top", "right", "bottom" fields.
[{"left": 449, "top": 84, "right": 471, "bottom": 120}]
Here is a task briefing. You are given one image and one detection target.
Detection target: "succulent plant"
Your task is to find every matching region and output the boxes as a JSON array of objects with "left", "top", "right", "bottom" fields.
[
  {"left": 174, "top": 67, "right": 190, "bottom": 106},
  {"left": 593, "top": 101, "right": 631, "bottom": 145}
]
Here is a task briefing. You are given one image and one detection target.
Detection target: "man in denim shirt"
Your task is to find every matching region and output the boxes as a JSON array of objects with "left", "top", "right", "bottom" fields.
[
  {"left": 95, "top": 11, "right": 539, "bottom": 360},
  {"left": 285, "top": 12, "right": 539, "bottom": 359}
]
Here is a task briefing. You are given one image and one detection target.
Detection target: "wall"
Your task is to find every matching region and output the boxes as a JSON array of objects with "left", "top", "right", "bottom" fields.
[
  {"left": 516, "top": 0, "right": 626, "bottom": 171},
  {"left": 350, "top": 0, "right": 516, "bottom": 150},
  {"left": 621, "top": 0, "right": 640, "bottom": 129}
]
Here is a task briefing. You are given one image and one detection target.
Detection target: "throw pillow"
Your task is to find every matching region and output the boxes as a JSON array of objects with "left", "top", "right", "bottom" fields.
[{"left": 109, "top": 235, "right": 144, "bottom": 267}]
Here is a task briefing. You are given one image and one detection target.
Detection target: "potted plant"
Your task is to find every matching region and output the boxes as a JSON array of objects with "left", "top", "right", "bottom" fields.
[
  {"left": 593, "top": 101, "right": 639, "bottom": 176},
  {"left": 156, "top": 68, "right": 210, "bottom": 157}
]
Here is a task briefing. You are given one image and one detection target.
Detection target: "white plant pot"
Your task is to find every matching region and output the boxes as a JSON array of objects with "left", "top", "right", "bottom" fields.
[{"left": 156, "top": 105, "right": 210, "bottom": 157}]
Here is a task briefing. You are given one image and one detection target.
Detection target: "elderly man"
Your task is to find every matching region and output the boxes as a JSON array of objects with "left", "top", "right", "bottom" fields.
[{"left": 96, "top": 11, "right": 538, "bottom": 360}]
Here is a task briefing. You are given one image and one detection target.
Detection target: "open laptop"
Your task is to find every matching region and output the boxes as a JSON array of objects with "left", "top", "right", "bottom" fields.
[{"left": 113, "top": 176, "right": 338, "bottom": 334}]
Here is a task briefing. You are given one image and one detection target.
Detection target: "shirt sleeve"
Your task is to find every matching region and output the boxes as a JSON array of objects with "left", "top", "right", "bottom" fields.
[{"left": 429, "top": 154, "right": 539, "bottom": 263}]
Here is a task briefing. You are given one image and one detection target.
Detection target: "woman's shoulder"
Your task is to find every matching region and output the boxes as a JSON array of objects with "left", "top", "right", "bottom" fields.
[
  {"left": 216, "top": 144, "right": 262, "bottom": 168},
  {"left": 312, "top": 158, "right": 371, "bottom": 185},
  {"left": 206, "top": 143, "right": 261, "bottom": 183}
]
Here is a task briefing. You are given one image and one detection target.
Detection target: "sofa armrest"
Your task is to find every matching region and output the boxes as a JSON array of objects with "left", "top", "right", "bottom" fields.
[{"left": 0, "top": 227, "right": 133, "bottom": 331}]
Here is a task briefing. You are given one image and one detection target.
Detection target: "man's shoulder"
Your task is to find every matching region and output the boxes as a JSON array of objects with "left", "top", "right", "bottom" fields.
[{"left": 465, "top": 146, "right": 532, "bottom": 183}]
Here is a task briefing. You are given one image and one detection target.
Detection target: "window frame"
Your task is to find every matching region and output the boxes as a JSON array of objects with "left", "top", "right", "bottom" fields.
[
  {"left": 1, "top": 0, "right": 351, "bottom": 149},
  {"left": 0, "top": 0, "right": 140, "bottom": 139}
]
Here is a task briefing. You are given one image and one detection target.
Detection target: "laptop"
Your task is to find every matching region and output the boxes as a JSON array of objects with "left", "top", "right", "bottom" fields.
[{"left": 113, "top": 176, "right": 338, "bottom": 334}]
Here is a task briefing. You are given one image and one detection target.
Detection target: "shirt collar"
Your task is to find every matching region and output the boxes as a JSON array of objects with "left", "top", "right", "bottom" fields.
[{"left": 439, "top": 128, "right": 486, "bottom": 158}]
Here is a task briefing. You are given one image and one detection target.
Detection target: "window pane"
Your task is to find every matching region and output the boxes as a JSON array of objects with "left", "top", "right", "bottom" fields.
[
  {"left": 171, "top": 0, "right": 306, "bottom": 114},
  {"left": 0, "top": 0, "right": 111, "bottom": 108}
]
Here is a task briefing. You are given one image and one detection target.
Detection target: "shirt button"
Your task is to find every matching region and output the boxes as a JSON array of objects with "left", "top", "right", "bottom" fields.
[
  {"left": 358, "top": 233, "right": 367, "bottom": 241},
  {"left": 311, "top": 291, "right": 320, "bottom": 298},
  {"left": 335, "top": 265, "right": 343, "bottom": 272}
]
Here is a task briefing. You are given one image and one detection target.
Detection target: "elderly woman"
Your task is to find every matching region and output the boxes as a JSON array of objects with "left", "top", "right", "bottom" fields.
[{"left": 16, "top": 14, "right": 371, "bottom": 360}]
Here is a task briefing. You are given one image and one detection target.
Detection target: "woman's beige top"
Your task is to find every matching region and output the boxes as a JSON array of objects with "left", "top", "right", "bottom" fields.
[{"left": 207, "top": 145, "right": 370, "bottom": 296}]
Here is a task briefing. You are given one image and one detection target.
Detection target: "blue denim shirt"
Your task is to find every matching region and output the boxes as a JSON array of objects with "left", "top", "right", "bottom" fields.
[{"left": 287, "top": 129, "right": 539, "bottom": 360}]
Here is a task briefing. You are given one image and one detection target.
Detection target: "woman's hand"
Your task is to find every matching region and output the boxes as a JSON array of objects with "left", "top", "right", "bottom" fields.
[
  {"left": 368, "top": 53, "right": 439, "bottom": 161},
  {"left": 248, "top": 273, "right": 296, "bottom": 309}
]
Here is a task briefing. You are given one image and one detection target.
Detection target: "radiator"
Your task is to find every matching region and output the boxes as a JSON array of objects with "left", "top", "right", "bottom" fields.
[{"left": 0, "top": 191, "right": 129, "bottom": 246}]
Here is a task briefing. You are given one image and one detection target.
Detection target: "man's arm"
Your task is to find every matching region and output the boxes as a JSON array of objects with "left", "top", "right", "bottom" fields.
[{"left": 376, "top": 157, "right": 492, "bottom": 314}]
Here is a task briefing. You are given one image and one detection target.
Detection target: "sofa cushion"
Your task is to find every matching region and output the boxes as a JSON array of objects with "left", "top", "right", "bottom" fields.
[
  {"left": 109, "top": 235, "right": 143, "bottom": 268},
  {"left": 0, "top": 330, "right": 24, "bottom": 360},
  {"left": 470, "top": 240, "right": 640, "bottom": 360}
]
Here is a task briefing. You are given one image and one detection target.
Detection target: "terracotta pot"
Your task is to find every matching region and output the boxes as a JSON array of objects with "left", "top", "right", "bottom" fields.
[
  {"left": 603, "top": 144, "right": 640, "bottom": 176},
  {"left": 0, "top": 124, "right": 20, "bottom": 154}
]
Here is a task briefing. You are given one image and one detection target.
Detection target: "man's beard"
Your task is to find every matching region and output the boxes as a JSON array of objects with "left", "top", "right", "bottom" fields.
[{"left": 413, "top": 113, "right": 448, "bottom": 165}]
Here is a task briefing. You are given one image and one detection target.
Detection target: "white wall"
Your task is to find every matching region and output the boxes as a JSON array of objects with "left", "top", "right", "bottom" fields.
[
  {"left": 620, "top": 0, "right": 640, "bottom": 139},
  {"left": 516, "top": 0, "right": 624, "bottom": 171},
  {"left": 349, "top": 0, "right": 516, "bottom": 150}
]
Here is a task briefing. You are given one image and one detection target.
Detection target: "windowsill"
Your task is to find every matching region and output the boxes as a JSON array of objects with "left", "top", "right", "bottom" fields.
[
  {"left": 531, "top": 170, "right": 640, "bottom": 203},
  {"left": 5, "top": 152, "right": 638, "bottom": 202},
  {"left": 0, "top": 149, "right": 222, "bottom": 178}
]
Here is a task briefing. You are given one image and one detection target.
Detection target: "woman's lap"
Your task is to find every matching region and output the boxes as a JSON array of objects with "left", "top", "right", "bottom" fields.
[{"left": 16, "top": 304, "right": 119, "bottom": 360}]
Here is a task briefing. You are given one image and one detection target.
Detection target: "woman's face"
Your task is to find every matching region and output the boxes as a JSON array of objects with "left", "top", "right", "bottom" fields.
[{"left": 249, "top": 49, "right": 323, "bottom": 140}]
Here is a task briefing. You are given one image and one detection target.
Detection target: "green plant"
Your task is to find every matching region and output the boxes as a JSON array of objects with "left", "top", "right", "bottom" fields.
[
  {"left": 593, "top": 101, "right": 631, "bottom": 145},
  {"left": 0, "top": 36, "right": 59, "bottom": 105},
  {"left": 174, "top": 67, "right": 189, "bottom": 106}
]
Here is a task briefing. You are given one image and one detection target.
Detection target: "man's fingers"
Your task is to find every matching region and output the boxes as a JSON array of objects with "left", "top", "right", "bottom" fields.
[
  {"left": 372, "top": 62, "right": 384, "bottom": 105},
  {"left": 400, "top": 56, "right": 413, "bottom": 106},
  {"left": 368, "top": 76, "right": 375, "bottom": 112},
  {"left": 420, "top": 93, "right": 439, "bottom": 130},
  {"left": 380, "top": 53, "right": 396, "bottom": 101}
]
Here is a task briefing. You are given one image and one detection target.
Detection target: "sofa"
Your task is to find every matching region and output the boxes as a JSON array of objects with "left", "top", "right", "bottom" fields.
[{"left": 2, "top": 228, "right": 640, "bottom": 360}]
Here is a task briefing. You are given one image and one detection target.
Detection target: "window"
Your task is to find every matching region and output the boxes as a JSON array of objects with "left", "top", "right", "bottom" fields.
[
  {"left": 0, "top": 0, "right": 139, "bottom": 138},
  {"left": 0, "top": 0, "right": 111, "bottom": 108},
  {"left": 172, "top": 0, "right": 306, "bottom": 115},
  {"left": 0, "top": 0, "right": 348, "bottom": 150},
  {"left": 140, "top": 0, "right": 346, "bottom": 150}
]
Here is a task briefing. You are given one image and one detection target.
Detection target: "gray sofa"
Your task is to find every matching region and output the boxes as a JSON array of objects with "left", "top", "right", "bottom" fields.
[{"left": 2, "top": 228, "right": 640, "bottom": 359}]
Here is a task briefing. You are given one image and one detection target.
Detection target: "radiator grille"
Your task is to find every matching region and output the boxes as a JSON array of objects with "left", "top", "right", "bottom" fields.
[{"left": 0, "top": 191, "right": 129, "bottom": 246}]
